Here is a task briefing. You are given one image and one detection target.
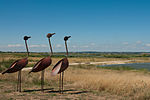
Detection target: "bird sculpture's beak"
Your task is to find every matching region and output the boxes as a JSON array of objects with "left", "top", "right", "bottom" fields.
[
  {"left": 68, "top": 36, "right": 71, "bottom": 38},
  {"left": 52, "top": 33, "right": 56, "bottom": 35}
]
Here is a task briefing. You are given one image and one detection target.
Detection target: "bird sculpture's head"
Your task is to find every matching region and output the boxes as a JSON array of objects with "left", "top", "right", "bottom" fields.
[
  {"left": 64, "top": 36, "right": 71, "bottom": 41},
  {"left": 47, "top": 33, "right": 55, "bottom": 38},
  {"left": 24, "top": 36, "right": 31, "bottom": 40}
]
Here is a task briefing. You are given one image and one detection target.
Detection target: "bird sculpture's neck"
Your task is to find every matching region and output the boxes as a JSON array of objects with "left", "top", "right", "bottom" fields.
[
  {"left": 25, "top": 40, "right": 29, "bottom": 57},
  {"left": 48, "top": 38, "right": 53, "bottom": 56},
  {"left": 65, "top": 41, "right": 68, "bottom": 56},
  {"left": 47, "top": 33, "right": 55, "bottom": 57}
]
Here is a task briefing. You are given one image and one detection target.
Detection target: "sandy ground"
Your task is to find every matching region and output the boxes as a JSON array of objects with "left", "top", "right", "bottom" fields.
[{"left": 0, "top": 81, "right": 123, "bottom": 100}]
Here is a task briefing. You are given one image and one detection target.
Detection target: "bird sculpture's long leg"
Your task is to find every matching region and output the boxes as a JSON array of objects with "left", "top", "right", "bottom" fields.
[
  {"left": 17, "top": 71, "right": 20, "bottom": 91},
  {"left": 62, "top": 72, "right": 64, "bottom": 94},
  {"left": 59, "top": 73, "right": 61, "bottom": 94},
  {"left": 19, "top": 70, "right": 21, "bottom": 92},
  {"left": 41, "top": 70, "right": 45, "bottom": 92}
]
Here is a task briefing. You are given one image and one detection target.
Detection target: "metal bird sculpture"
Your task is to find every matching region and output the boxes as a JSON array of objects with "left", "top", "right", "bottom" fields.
[
  {"left": 51, "top": 36, "right": 71, "bottom": 94},
  {"left": 29, "top": 33, "right": 55, "bottom": 92},
  {"left": 2, "top": 36, "right": 31, "bottom": 92}
]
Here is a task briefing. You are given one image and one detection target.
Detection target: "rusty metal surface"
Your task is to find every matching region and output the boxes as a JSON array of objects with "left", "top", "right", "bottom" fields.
[
  {"left": 2, "top": 58, "right": 28, "bottom": 74},
  {"left": 47, "top": 33, "right": 55, "bottom": 38},
  {"left": 47, "top": 33, "right": 55, "bottom": 55},
  {"left": 29, "top": 56, "right": 52, "bottom": 73},
  {"left": 29, "top": 33, "right": 54, "bottom": 73},
  {"left": 29, "top": 33, "right": 55, "bottom": 92},
  {"left": 2, "top": 36, "right": 31, "bottom": 75},
  {"left": 24, "top": 36, "right": 31, "bottom": 56},
  {"left": 52, "top": 36, "right": 71, "bottom": 94},
  {"left": 64, "top": 36, "right": 71, "bottom": 56},
  {"left": 64, "top": 36, "right": 71, "bottom": 41},
  {"left": 24, "top": 36, "right": 31, "bottom": 40},
  {"left": 2, "top": 35, "right": 30, "bottom": 92},
  {"left": 52, "top": 57, "right": 69, "bottom": 74},
  {"left": 51, "top": 36, "right": 71, "bottom": 75}
]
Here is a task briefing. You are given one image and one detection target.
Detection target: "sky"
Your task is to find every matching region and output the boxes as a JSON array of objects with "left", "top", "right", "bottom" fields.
[{"left": 0, "top": 0, "right": 150, "bottom": 52}]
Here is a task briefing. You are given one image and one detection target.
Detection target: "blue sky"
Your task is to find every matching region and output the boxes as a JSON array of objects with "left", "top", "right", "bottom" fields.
[{"left": 0, "top": 0, "right": 150, "bottom": 52}]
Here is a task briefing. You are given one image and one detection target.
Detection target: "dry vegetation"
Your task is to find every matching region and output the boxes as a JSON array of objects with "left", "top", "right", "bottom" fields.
[
  {"left": 66, "top": 67, "right": 150, "bottom": 99},
  {"left": 1, "top": 52, "right": 150, "bottom": 99},
  {"left": 1, "top": 66, "right": 150, "bottom": 99}
]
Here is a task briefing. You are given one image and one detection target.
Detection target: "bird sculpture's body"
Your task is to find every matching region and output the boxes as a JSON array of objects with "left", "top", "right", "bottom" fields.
[
  {"left": 51, "top": 36, "right": 71, "bottom": 94},
  {"left": 51, "top": 57, "right": 69, "bottom": 76},
  {"left": 2, "top": 58, "right": 28, "bottom": 74},
  {"left": 29, "top": 56, "right": 51, "bottom": 73},
  {"left": 29, "top": 33, "right": 55, "bottom": 92},
  {"left": 2, "top": 36, "right": 31, "bottom": 92}
]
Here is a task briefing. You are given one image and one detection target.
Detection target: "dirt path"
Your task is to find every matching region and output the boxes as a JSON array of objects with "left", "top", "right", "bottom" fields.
[
  {"left": 22, "top": 60, "right": 139, "bottom": 71},
  {"left": 70, "top": 60, "right": 134, "bottom": 65}
]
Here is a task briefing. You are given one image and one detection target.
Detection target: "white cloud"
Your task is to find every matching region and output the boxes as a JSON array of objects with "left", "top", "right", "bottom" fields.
[
  {"left": 136, "top": 41, "right": 142, "bottom": 44},
  {"left": 72, "top": 45, "right": 77, "bottom": 48},
  {"left": 41, "top": 44, "right": 48, "bottom": 47},
  {"left": 29, "top": 44, "right": 48, "bottom": 48},
  {"left": 56, "top": 44, "right": 62, "bottom": 48},
  {"left": 8, "top": 44, "right": 23, "bottom": 47},
  {"left": 90, "top": 43, "right": 95, "bottom": 46},
  {"left": 82, "top": 45, "right": 89, "bottom": 48},
  {"left": 30, "top": 45, "right": 40, "bottom": 48},
  {"left": 123, "top": 42, "right": 129, "bottom": 45},
  {"left": 145, "top": 44, "right": 150, "bottom": 47}
]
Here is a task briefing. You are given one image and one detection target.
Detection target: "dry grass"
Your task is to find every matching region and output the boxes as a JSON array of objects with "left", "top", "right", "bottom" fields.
[
  {"left": 1, "top": 66, "right": 150, "bottom": 99},
  {"left": 65, "top": 68, "right": 150, "bottom": 99},
  {"left": 1, "top": 53, "right": 150, "bottom": 99}
]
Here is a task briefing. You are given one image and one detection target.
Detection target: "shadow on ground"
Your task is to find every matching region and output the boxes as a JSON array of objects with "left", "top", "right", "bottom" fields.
[
  {"left": 69, "top": 91, "right": 88, "bottom": 94},
  {"left": 23, "top": 88, "right": 54, "bottom": 92},
  {"left": 24, "top": 88, "right": 88, "bottom": 95},
  {"left": 47, "top": 89, "right": 88, "bottom": 94}
]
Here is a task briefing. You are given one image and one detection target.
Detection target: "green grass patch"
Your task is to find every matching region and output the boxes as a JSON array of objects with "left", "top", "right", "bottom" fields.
[
  {"left": 50, "top": 94, "right": 57, "bottom": 96},
  {"left": 4, "top": 90, "right": 13, "bottom": 93},
  {"left": 98, "top": 65, "right": 150, "bottom": 73}
]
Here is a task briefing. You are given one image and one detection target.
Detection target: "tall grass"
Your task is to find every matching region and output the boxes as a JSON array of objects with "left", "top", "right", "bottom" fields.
[{"left": 65, "top": 67, "right": 150, "bottom": 99}]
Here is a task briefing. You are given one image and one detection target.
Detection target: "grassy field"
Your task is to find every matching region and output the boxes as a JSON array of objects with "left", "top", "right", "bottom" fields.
[{"left": 1, "top": 52, "right": 150, "bottom": 100}]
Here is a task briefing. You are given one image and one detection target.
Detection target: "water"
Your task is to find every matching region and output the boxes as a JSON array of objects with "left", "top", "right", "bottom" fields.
[{"left": 98, "top": 63, "right": 150, "bottom": 70}]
